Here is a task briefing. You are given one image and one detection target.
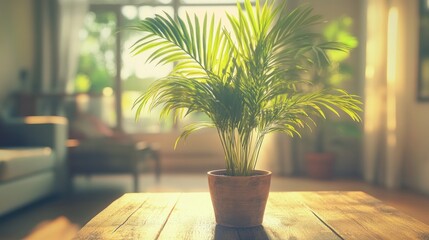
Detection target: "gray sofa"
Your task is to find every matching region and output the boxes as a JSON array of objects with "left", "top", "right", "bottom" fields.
[{"left": 0, "top": 116, "right": 68, "bottom": 216}]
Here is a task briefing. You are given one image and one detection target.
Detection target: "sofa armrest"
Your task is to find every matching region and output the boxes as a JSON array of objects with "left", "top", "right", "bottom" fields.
[{"left": 0, "top": 116, "right": 68, "bottom": 156}]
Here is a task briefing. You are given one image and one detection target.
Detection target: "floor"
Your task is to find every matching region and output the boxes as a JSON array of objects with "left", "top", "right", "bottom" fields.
[{"left": 0, "top": 173, "right": 428, "bottom": 239}]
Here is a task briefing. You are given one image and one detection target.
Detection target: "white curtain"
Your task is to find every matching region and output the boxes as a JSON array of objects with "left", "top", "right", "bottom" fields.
[
  {"left": 35, "top": 0, "right": 88, "bottom": 114},
  {"left": 57, "top": 0, "right": 88, "bottom": 93},
  {"left": 363, "top": 0, "right": 413, "bottom": 189}
]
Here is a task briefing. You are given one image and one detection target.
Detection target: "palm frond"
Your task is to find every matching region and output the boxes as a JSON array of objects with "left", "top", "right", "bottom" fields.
[
  {"left": 175, "top": 122, "right": 216, "bottom": 149},
  {"left": 131, "top": 11, "right": 236, "bottom": 78}
]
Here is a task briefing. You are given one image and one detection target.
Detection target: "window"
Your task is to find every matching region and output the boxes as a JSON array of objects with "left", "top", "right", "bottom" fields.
[
  {"left": 74, "top": 0, "right": 254, "bottom": 133},
  {"left": 75, "top": 10, "right": 117, "bottom": 128},
  {"left": 121, "top": 5, "right": 175, "bottom": 133}
]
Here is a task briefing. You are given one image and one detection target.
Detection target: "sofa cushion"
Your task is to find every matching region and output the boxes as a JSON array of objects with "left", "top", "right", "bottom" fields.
[{"left": 0, "top": 147, "right": 55, "bottom": 181}]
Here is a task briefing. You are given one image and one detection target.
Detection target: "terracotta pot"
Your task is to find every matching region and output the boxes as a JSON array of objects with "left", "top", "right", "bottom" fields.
[
  {"left": 207, "top": 169, "right": 271, "bottom": 228},
  {"left": 305, "top": 152, "right": 335, "bottom": 179}
]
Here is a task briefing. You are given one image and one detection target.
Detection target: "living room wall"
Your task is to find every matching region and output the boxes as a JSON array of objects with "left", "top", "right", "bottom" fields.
[
  {"left": 0, "top": 0, "right": 34, "bottom": 108},
  {"left": 403, "top": 0, "right": 429, "bottom": 195}
]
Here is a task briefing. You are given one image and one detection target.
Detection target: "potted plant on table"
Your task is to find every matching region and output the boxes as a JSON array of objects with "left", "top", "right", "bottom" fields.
[{"left": 131, "top": 0, "right": 361, "bottom": 227}]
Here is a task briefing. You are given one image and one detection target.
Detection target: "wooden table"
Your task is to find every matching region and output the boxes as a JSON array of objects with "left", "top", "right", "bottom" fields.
[{"left": 76, "top": 192, "right": 429, "bottom": 239}]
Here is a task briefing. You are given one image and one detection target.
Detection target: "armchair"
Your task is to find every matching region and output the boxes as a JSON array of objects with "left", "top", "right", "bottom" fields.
[{"left": 67, "top": 113, "right": 161, "bottom": 192}]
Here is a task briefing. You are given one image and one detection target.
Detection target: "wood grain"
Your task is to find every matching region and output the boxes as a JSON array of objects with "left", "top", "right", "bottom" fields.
[
  {"left": 157, "top": 192, "right": 239, "bottom": 240},
  {"left": 300, "top": 191, "right": 429, "bottom": 240},
  {"left": 75, "top": 193, "right": 180, "bottom": 239},
  {"left": 260, "top": 192, "right": 341, "bottom": 240},
  {"left": 76, "top": 192, "right": 429, "bottom": 240}
]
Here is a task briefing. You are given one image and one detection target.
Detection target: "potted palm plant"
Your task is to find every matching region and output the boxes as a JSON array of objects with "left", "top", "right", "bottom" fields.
[
  {"left": 304, "top": 16, "right": 359, "bottom": 179},
  {"left": 131, "top": 0, "right": 361, "bottom": 227}
]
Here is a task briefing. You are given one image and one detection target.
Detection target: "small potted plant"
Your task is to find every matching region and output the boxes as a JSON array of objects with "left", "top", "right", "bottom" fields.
[
  {"left": 131, "top": 0, "right": 361, "bottom": 227},
  {"left": 304, "top": 16, "right": 359, "bottom": 179}
]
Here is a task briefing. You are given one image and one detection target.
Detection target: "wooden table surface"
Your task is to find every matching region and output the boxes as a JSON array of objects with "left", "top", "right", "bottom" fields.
[{"left": 76, "top": 192, "right": 429, "bottom": 239}]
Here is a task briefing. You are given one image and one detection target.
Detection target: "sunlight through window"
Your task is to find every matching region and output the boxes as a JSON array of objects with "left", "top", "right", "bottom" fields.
[{"left": 386, "top": 7, "right": 398, "bottom": 147}]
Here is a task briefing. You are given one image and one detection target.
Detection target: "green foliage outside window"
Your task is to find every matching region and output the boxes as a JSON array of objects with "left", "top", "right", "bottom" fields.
[{"left": 75, "top": 11, "right": 116, "bottom": 93}]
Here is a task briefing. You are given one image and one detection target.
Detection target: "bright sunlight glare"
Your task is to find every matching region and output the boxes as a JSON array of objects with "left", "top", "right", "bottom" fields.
[
  {"left": 122, "top": 6, "right": 137, "bottom": 20},
  {"left": 139, "top": 6, "right": 173, "bottom": 19},
  {"left": 103, "top": 87, "right": 114, "bottom": 97},
  {"left": 386, "top": 6, "right": 398, "bottom": 146}
]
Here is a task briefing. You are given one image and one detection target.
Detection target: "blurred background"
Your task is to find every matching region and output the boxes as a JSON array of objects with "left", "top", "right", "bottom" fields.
[{"left": 1, "top": 0, "right": 429, "bottom": 239}]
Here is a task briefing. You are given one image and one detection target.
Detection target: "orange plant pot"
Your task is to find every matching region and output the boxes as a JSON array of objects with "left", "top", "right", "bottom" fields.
[
  {"left": 207, "top": 169, "right": 271, "bottom": 228},
  {"left": 305, "top": 152, "right": 335, "bottom": 179}
]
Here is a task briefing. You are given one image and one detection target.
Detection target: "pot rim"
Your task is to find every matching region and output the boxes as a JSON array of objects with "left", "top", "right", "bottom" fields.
[{"left": 207, "top": 169, "right": 272, "bottom": 178}]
